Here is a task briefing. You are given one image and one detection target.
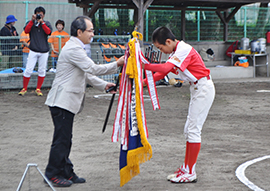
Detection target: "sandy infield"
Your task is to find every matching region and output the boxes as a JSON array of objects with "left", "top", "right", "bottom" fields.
[{"left": 0, "top": 77, "right": 270, "bottom": 191}]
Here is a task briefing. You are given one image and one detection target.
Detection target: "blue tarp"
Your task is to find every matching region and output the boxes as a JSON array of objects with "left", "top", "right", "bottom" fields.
[{"left": 0, "top": 67, "right": 37, "bottom": 74}]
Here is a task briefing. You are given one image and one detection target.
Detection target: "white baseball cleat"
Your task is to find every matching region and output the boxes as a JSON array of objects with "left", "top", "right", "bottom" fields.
[
  {"left": 167, "top": 167, "right": 186, "bottom": 181},
  {"left": 170, "top": 171, "right": 197, "bottom": 183}
]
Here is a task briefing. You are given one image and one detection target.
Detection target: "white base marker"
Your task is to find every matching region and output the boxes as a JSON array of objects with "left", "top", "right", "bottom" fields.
[{"left": 235, "top": 155, "right": 270, "bottom": 191}]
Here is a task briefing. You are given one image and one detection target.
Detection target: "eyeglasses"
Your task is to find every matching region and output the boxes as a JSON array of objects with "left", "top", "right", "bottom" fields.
[{"left": 85, "top": 29, "right": 95, "bottom": 33}]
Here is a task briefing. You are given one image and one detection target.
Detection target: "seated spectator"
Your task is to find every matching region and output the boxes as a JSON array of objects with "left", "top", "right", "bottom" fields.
[{"left": 48, "top": 19, "right": 69, "bottom": 69}]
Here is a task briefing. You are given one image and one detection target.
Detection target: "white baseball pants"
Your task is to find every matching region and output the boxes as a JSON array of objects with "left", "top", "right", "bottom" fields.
[
  {"left": 184, "top": 76, "right": 215, "bottom": 143},
  {"left": 24, "top": 50, "right": 49, "bottom": 78}
]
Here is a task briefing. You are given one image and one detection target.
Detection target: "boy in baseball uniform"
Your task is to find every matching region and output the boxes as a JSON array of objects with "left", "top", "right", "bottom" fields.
[{"left": 143, "top": 26, "right": 215, "bottom": 183}]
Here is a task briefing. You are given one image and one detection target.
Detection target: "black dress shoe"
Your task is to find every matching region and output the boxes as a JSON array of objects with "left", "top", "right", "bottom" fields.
[
  {"left": 44, "top": 176, "right": 73, "bottom": 187},
  {"left": 68, "top": 173, "right": 86, "bottom": 183}
]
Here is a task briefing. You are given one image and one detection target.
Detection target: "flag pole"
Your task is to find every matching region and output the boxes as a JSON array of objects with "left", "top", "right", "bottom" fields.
[{"left": 102, "top": 68, "right": 122, "bottom": 133}]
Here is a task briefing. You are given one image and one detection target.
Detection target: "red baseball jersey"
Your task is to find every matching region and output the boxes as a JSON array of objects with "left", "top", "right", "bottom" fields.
[{"left": 167, "top": 41, "right": 210, "bottom": 82}]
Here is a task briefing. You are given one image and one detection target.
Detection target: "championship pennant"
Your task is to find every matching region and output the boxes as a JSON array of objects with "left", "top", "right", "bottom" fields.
[{"left": 112, "top": 31, "right": 160, "bottom": 187}]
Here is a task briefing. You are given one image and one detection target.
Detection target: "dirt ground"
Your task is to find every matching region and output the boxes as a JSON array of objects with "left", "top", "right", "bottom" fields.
[{"left": 1, "top": 77, "right": 270, "bottom": 191}]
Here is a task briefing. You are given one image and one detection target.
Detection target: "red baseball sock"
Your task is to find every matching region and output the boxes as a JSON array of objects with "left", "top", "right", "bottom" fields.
[
  {"left": 186, "top": 142, "right": 201, "bottom": 174},
  {"left": 36, "top": 76, "right": 45, "bottom": 90},
  {"left": 23, "top": 76, "right": 30, "bottom": 90}
]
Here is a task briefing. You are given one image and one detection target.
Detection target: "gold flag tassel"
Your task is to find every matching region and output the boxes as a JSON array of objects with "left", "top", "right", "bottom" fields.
[{"left": 120, "top": 31, "right": 152, "bottom": 187}]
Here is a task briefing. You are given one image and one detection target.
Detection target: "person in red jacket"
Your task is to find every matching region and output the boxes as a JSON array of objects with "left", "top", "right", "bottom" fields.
[
  {"left": 143, "top": 26, "right": 215, "bottom": 183},
  {"left": 18, "top": 6, "right": 52, "bottom": 96}
]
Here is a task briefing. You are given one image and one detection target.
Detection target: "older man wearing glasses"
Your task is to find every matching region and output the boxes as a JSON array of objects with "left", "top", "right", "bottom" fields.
[{"left": 44, "top": 16, "right": 124, "bottom": 187}]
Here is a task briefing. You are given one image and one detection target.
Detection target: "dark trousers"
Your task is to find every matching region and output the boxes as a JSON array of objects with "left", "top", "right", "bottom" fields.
[{"left": 45, "top": 106, "right": 75, "bottom": 179}]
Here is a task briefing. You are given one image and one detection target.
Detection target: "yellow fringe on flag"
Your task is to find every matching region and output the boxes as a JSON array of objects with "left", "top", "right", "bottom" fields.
[{"left": 120, "top": 31, "right": 152, "bottom": 187}]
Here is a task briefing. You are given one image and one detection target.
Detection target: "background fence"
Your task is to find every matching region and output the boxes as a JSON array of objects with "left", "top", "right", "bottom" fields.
[
  {"left": 0, "top": 35, "right": 129, "bottom": 88},
  {"left": 1, "top": 1, "right": 270, "bottom": 42},
  {"left": 150, "top": 6, "right": 270, "bottom": 42},
  {"left": 0, "top": 35, "right": 129, "bottom": 90},
  {"left": 0, "top": 1, "right": 270, "bottom": 89}
]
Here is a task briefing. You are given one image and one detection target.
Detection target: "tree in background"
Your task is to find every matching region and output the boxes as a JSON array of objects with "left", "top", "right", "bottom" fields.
[
  {"left": 146, "top": 10, "right": 181, "bottom": 41},
  {"left": 93, "top": 4, "right": 270, "bottom": 40},
  {"left": 255, "top": 3, "right": 269, "bottom": 38},
  {"left": 99, "top": 8, "right": 105, "bottom": 30},
  {"left": 199, "top": 11, "right": 222, "bottom": 41},
  {"left": 117, "top": 8, "right": 129, "bottom": 34}
]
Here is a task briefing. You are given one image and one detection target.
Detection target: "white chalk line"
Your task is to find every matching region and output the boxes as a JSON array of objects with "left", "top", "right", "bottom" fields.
[
  {"left": 257, "top": 90, "right": 270, "bottom": 93},
  {"left": 235, "top": 155, "right": 270, "bottom": 191},
  {"left": 93, "top": 94, "right": 119, "bottom": 98}
]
